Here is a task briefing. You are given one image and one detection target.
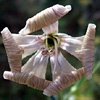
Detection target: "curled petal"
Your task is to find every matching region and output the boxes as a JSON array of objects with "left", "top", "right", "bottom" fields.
[
  {"left": 77, "top": 24, "right": 96, "bottom": 79},
  {"left": 43, "top": 68, "right": 86, "bottom": 96},
  {"left": 50, "top": 52, "right": 76, "bottom": 80},
  {"left": 1, "top": 27, "right": 22, "bottom": 72},
  {"left": 19, "top": 4, "right": 71, "bottom": 35},
  {"left": 42, "top": 21, "right": 58, "bottom": 34},
  {"left": 22, "top": 51, "right": 48, "bottom": 79},
  {"left": 3, "top": 71, "right": 51, "bottom": 90}
]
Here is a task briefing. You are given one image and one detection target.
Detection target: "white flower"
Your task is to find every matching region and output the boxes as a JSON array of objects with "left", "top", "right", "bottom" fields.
[{"left": 1, "top": 4, "right": 96, "bottom": 96}]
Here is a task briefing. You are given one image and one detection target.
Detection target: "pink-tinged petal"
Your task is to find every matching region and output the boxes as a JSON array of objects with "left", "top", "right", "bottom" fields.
[
  {"left": 60, "top": 34, "right": 84, "bottom": 59},
  {"left": 77, "top": 24, "right": 96, "bottom": 80},
  {"left": 19, "top": 4, "right": 71, "bottom": 35},
  {"left": 12, "top": 34, "right": 41, "bottom": 45},
  {"left": 50, "top": 52, "right": 76, "bottom": 80},
  {"left": 52, "top": 5, "right": 71, "bottom": 16},
  {"left": 1, "top": 27, "right": 22, "bottom": 72},
  {"left": 43, "top": 68, "right": 86, "bottom": 96},
  {"left": 3, "top": 71, "right": 51, "bottom": 90},
  {"left": 42, "top": 21, "right": 58, "bottom": 34},
  {"left": 12, "top": 34, "right": 43, "bottom": 59},
  {"left": 20, "top": 39, "right": 43, "bottom": 59},
  {"left": 22, "top": 51, "right": 49, "bottom": 79}
]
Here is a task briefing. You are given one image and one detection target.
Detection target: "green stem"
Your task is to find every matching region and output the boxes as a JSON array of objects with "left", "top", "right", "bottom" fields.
[{"left": 58, "top": 92, "right": 63, "bottom": 100}]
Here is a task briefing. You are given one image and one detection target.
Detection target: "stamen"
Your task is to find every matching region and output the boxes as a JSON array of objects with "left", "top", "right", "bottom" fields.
[
  {"left": 53, "top": 39, "right": 58, "bottom": 75},
  {"left": 45, "top": 34, "right": 48, "bottom": 50},
  {"left": 54, "top": 39, "right": 58, "bottom": 59},
  {"left": 43, "top": 34, "right": 60, "bottom": 57},
  {"left": 53, "top": 35, "right": 60, "bottom": 46},
  {"left": 42, "top": 49, "right": 49, "bottom": 56}
]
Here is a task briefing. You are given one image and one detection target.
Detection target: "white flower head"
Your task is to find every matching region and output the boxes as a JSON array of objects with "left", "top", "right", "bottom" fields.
[{"left": 1, "top": 4, "right": 96, "bottom": 96}]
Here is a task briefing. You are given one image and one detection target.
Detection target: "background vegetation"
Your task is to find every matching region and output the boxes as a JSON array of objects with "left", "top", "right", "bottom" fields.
[{"left": 0, "top": 0, "right": 100, "bottom": 100}]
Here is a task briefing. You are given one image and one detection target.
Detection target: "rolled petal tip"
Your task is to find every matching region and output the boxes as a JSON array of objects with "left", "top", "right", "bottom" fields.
[
  {"left": 65, "top": 5, "right": 72, "bottom": 11},
  {"left": 53, "top": 4, "right": 72, "bottom": 16},
  {"left": 3, "top": 71, "right": 13, "bottom": 80},
  {"left": 88, "top": 23, "right": 96, "bottom": 29},
  {"left": 65, "top": 5, "right": 71, "bottom": 9},
  {"left": 1, "top": 27, "right": 9, "bottom": 34}
]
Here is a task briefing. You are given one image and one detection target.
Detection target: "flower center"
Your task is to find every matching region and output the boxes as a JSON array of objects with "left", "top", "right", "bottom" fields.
[
  {"left": 47, "top": 38, "right": 54, "bottom": 47},
  {"left": 45, "top": 34, "right": 60, "bottom": 48},
  {"left": 42, "top": 34, "right": 60, "bottom": 56}
]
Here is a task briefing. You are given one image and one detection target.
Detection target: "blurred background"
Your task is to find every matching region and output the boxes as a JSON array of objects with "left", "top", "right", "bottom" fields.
[{"left": 0, "top": 0, "right": 100, "bottom": 100}]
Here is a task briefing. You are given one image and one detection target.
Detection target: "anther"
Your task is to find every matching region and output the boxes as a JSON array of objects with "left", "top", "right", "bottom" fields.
[{"left": 42, "top": 49, "right": 49, "bottom": 55}]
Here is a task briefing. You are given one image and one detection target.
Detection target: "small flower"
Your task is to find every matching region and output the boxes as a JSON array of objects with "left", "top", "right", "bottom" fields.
[
  {"left": 1, "top": 4, "right": 72, "bottom": 91},
  {"left": 1, "top": 4, "right": 96, "bottom": 96}
]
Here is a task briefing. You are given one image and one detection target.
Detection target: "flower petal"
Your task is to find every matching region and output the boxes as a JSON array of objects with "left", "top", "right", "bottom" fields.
[
  {"left": 12, "top": 34, "right": 43, "bottom": 59},
  {"left": 1, "top": 27, "right": 22, "bottom": 72},
  {"left": 77, "top": 24, "right": 96, "bottom": 79},
  {"left": 42, "top": 21, "right": 58, "bottom": 34},
  {"left": 12, "top": 34, "right": 41, "bottom": 45},
  {"left": 50, "top": 52, "right": 76, "bottom": 80},
  {"left": 3, "top": 71, "right": 51, "bottom": 90},
  {"left": 60, "top": 34, "right": 84, "bottom": 59},
  {"left": 19, "top": 4, "right": 71, "bottom": 35},
  {"left": 22, "top": 51, "right": 48, "bottom": 79},
  {"left": 20, "top": 39, "right": 43, "bottom": 59},
  {"left": 43, "top": 68, "right": 86, "bottom": 96}
]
